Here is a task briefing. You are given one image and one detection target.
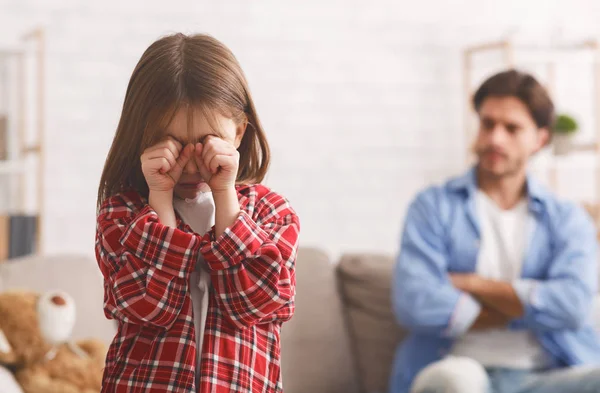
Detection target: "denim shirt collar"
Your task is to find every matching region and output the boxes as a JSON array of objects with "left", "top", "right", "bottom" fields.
[{"left": 447, "top": 166, "right": 548, "bottom": 215}]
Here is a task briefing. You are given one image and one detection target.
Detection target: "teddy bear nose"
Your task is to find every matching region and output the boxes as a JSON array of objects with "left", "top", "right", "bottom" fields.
[{"left": 51, "top": 295, "right": 66, "bottom": 306}]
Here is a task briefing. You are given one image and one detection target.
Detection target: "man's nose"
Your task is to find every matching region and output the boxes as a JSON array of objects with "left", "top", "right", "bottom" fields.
[{"left": 489, "top": 125, "right": 508, "bottom": 144}]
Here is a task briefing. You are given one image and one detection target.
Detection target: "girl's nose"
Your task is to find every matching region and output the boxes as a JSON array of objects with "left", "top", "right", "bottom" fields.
[{"left": 183, "top": 158, "right": 197, "bottom": 174}]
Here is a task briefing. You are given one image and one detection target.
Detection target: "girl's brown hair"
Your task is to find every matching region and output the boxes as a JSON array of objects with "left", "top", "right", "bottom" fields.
[{"left": 97, "top": 33, "right": 270, "bottom": 207}]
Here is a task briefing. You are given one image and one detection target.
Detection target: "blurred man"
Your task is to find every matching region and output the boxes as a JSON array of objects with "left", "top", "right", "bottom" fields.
[{"left": 389, "top": 70, "right": 600, "bottom": 393}]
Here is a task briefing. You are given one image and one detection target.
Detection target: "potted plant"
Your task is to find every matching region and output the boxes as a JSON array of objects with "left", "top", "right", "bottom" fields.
[{"left": 553, "top": 113, "right": 578, "bottom": 155}]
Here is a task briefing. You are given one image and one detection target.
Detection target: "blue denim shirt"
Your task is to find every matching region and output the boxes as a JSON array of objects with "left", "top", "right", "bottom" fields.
[{"left": 389, "top": 168, "right": 600, "bottom": 393}]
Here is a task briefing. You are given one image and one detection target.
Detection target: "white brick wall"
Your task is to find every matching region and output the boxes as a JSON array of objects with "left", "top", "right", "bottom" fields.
[{"left": 1, "top": 0, "right": 600, "bottom": 259}]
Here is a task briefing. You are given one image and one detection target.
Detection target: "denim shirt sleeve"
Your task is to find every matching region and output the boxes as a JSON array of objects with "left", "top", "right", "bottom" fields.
[
  {"left": 510, "top": 203, "right": 598, "bottom": 332},
  {"left": 392, "top": 189, "right": 481, "bottom": 337}
]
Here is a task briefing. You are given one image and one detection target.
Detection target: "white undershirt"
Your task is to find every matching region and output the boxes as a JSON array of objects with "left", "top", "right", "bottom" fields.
[
  {"left": 450, "top": 190, "right": 548, "bottom": 369},
  {"left": 173, "top": 192, "right": 215, "bottom": 383}
]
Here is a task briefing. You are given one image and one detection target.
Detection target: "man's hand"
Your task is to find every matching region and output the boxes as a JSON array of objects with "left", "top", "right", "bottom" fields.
[
  {"left": 471, "top": 306, "right": 511, "bottom": 331},
  {"left": 450, "top": 273, "right": 524, "bottom": 319},
  {"left": 449, "top": 273, "right": 482, "bottom": 293},
  {"left": 449, "top": 273, "right": 518, "bottom": 330}
]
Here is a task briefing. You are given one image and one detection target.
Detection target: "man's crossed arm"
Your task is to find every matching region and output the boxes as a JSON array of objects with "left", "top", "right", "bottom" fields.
[{"left": 450, "top": 274, "right": 524, "bottom": 331}]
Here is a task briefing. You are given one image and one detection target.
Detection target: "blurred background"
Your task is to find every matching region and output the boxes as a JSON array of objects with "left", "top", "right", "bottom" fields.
[
  {"left": 2, "top": 0, "right": 600, "bottom": 260},
  {"left": 3, "top": 2, "right": 600, "bottom": 392}
]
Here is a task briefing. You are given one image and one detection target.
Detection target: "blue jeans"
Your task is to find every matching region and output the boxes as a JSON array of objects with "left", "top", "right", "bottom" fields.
[
  {"left": 488, "top": 367, "right": 600, "bottom": 393},
  {"left": 411, "top": 356, "right": 600, "bottom": 393}
]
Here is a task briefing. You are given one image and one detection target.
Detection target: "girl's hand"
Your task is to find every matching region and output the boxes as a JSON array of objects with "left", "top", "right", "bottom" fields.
[
  {"left": 141, "top": 138, "right": 194, "bottom": 192},
  {"left": 194, "top": 136, "right": 240, "bottom": 194}
]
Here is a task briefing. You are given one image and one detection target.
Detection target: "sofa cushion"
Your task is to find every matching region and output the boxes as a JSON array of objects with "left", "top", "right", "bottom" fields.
[
  {"left": 281, "top": 248, "right": 360, "bottom": 393},
  {"left": 337, "top": 253, "right": 407, "bottom": 393},
  {"left": 0, "top": 254, "right": 116, "bottom": 345}
]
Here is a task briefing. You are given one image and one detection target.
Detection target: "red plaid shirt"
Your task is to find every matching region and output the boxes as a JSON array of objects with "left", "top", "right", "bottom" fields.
[{"left": 95, "top": 184, "right": 300, "bottom": 392}]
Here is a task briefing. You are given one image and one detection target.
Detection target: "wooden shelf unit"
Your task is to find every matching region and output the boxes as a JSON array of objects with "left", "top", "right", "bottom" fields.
[{"left": 0, "top": 28, "right": 45, "bottom": 262}]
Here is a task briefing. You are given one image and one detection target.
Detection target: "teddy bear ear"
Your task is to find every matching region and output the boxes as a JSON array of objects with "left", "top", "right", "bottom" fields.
[{"left": 0, "top": 327, "right": 11, "bottom": 354}]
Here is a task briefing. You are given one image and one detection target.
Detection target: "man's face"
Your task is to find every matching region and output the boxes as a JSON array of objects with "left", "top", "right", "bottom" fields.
[{"left": 474, "top": 96, "right": 549, "bottom": 179}]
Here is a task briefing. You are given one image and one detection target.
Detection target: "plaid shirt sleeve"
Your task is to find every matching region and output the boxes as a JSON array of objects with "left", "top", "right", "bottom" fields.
[
  {"left": 200, "top": 189, "right": 300, "bottom": 329},
  {"left": 96, "top": 195, "right": 202, "bottom": 330}
]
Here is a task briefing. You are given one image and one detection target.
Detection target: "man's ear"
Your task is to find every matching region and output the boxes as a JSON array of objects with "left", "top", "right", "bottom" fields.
[{"left": 535, "top": 127, "right": 551, "bottom": 153}]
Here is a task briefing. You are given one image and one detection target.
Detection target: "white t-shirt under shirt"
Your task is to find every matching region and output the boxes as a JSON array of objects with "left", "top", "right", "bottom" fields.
[
  {"left": 450, "top": 190, "right": 549, "bottom": 369},
  {"left": 173, "top": 192, "right": 215, "bottom": 384}
]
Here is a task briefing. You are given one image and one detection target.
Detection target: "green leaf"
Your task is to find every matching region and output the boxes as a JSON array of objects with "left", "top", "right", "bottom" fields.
[{"left": 553, "top": 114, "right": 579, "bottom": 134}]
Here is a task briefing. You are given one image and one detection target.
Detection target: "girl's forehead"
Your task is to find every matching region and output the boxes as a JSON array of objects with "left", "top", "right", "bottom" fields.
[{"left": 165, "top": 106, "right": 235, "bottom": 142}]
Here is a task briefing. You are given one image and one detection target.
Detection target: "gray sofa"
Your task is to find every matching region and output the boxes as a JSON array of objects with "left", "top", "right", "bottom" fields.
[
  {"left": 2, "top": 249, "right": 599, "bottom": 393},
  {"left": 282, "top": 248, "right": 404, "bottom": 393},
  {"left": 283, "top": 248, "right": 600, "bottom": 393}
]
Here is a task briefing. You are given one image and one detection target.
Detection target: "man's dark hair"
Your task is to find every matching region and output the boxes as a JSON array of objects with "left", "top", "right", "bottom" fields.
[{"left": 473, "top": 69, "right": 555, "bottom": 130}]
